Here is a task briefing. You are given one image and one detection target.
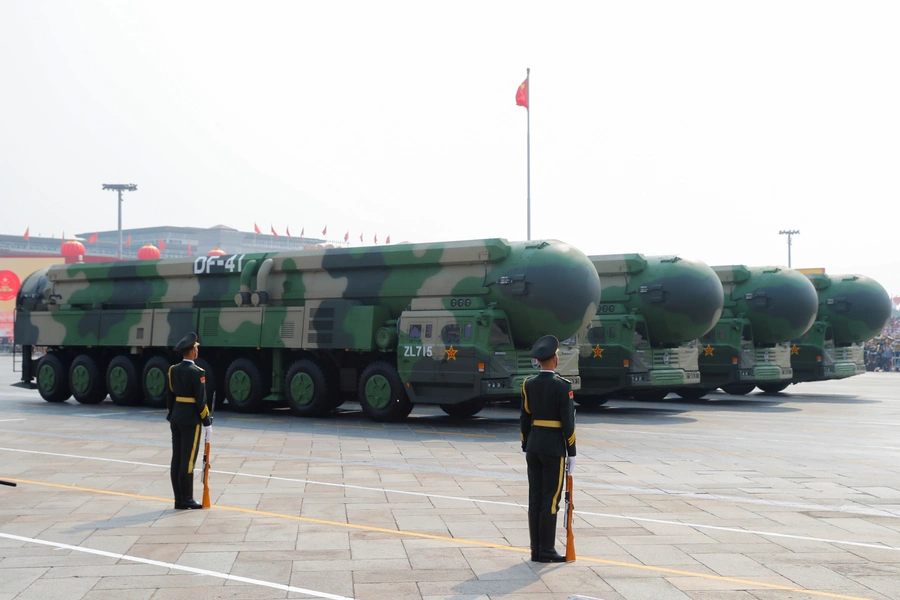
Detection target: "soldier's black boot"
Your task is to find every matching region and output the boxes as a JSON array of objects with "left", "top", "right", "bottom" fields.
[
  {"left": 537, "top": 513, "right": 566, "bottom": 563},
  {"left": 172, "top": 470, "right": 183, "bottom": 509},
  {"left": 528, "top": 512, "right": 540, "bottom": 561},
  {"left": 178, "top": 473, "right": 203, "bottom": 509}
]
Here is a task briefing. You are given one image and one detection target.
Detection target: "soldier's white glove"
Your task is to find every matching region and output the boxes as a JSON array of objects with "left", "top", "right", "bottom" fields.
[
  {"left": 203, "top": 425, "right": 212, "bottom": 443},
  {"left": 566, "top": 456, "right": 576, "bottom": 472}
]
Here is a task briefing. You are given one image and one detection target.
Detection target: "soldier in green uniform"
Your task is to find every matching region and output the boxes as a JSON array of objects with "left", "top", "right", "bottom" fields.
[
  {"left": 167, "top": 332, "right": 213, "bottom": 509},
  {"left": 520, "top": 335, "right": 577, "bottom": 562}
]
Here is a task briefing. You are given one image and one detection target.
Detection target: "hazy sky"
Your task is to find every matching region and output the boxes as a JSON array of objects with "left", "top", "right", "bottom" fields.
[{"left": 2, "top": 1, "right": 898, "bottom": 296}]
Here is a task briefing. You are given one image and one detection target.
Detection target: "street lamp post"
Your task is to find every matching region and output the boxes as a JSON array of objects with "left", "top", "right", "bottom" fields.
[
  {"left": 102, "top": 184, "right": 138, "bottom": 259},
  {"left": 778, "top": 229, "right": 800, "bottom": 268}
]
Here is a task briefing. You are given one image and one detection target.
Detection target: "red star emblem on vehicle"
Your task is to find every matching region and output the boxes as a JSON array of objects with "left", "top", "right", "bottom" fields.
[
  {"left": 790, "top": 344, "right": 800, "bottom": 355},
  {"left": 592, "top": 345, "right": 603, "bottom": 358},
  {"left": 445, "top": 345, "right": 458, "bottom": 360},
  {"left": 703, "top": 345, "right": 714, "bottom": 356}
]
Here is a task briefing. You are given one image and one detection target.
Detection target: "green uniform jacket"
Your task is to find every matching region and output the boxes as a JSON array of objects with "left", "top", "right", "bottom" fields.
[
  {"left": 166, "top": 360, "right": 212, "bottom": 426},
  {"left": 520, "top": 371, "right": 576, "bottom": 457}
]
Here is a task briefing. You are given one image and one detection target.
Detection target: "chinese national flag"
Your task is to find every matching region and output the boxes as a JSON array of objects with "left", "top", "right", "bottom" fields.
[
  {"left": 254, "top": 223, "right": 262, "bottom": 234},
  {"left": 23, "top": 227, "right": 29, "bottom": 241},
  {"left": 344, "top": 231, "right": 349, "bottom": 242},
  {"left": 271, "top": 225, "right": 278, "bottom": 238},
  {"left": 158, "top": 238, "right": 166, "bottom": 250},
  {"left": 374, "top": 234, "right": 377, "bottom": 244},
  {"left": 359, "top": 232, "right": 363, "bottom": 242},
  {"left": 300, "top": 227, "right": 304, "bottom": 239},
  {"left": 286, "top": 226, "right": 291, "bottom": 238},
  {"left": 125, "top": 234, "right": 131, "bottom": 248},
  {"left": 187, "top": 243, "right": 192, "bottom": 256},
  {"left": 88, "top": 233, "right": 99, "bottom": 244},
  {"left": 386, "top": 235, "right": 391, "bottom": 244},
  {"left": 322, "top": 226, "right": 327, "bottom": 236},
  {"left": 516, "top": 78, "right": 528, "bottom": 109}
]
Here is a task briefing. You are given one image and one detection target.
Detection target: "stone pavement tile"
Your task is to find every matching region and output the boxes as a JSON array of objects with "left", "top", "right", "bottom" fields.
[
  {"left": 466, "top": 554, "right": 531, "bottom": 580},
  {"left": 686, "top": 592, "right": 758, "bottom": 599},
  {"left": 768, "top": 563, "right": 882, "bottom": 595},
  {"left": 92, "top": 573, "right": 224, "bottom": 590},
  {"left": 690, "top": 553, "right": 785, "bottom": 578},
  {"left": 81, "top": 589, "right": 157, "bottom": 600},
  {"left": 215, "top": 492, "right": 263, "bottom": 507},
  {"left": 446, "top": 521, "right": 502, "bottom": 539},
  {"left": 80, "top": 533, "right": 141, "bottom": 555},
  {"left": 407, "top": 546, "right": 470, "bottom": 570},
  {"left": 850, "top": 576, "right": 900, "bottom": 600},
  {"left": 350, "top": 538, "right": 407, "bottom": 559},
  {"left": 604, "top": 576, "right": 693, "bottom": 599},
  {"left": 290, "top": 569, "right": 353, "bottom": 598},
  {"left": 418, "top": 575, "right": 550, "bottom": 597},
  {"left": 13, "top": 575, "right": 100, "bottom": 599},
  {"left": 750, "top": 551, "right": 866, "bottom": 565},
  {"left": 619, "top": 543, "right": 703, "bottom": 567},
  {"left": 245, "top": 522, "right": 299, "bottom": 542},
  {"left": 294, "top": 531, "right": 350, "bottom": 551},
  {"left": 156, "top": 584, "right": 290, "bottom": 599},
  {"left": 39, "top": 563, "right": 166, "bottom": 579},
  {"left": 819, "top": 517, "right": 899, "bottom": 536},
  {"left": 177, "top": 550, "right": 238, "bottom": 573},
  {"left": 352, "top": 567, "right": 473, "bottom": 584},
  {"left": 0, "top": 566, "right": 48, "bottom": 597},
  {"left": 749, "top": 590, "right": 891, "bottom": 600},
  {"left": 228, "top": 557, "right": 292, "bottom": 583},
  {"left": 290, "top": 557, "right": 411, "bottom": 572},
  {"left": 534, "top": 564, "right": 617, "bottom": 596},
  {"left": 675, "top": 542, "right": 783, "bottom": 555},
  {"left": 394, "top": 515, "right": 451, "bottom": 533},
  {"left": 354, "top": 581, "right": 422, "bottom": 599}
]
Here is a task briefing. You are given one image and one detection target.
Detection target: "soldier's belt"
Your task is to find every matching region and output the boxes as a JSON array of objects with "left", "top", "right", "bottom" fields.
[
  {"left": 532, "top": 419, "right": 562, "bottom": 428},
  {"left": 175, "top": 396, "right": 196, "bottom": 403}
]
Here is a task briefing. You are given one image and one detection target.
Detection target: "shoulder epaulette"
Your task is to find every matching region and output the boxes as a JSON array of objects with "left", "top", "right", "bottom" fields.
[{"left": 556, "top": 375, "right": 572, "bottom": 384}]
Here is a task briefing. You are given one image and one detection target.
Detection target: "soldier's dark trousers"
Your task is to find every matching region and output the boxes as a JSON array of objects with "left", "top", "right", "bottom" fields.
[
  {"left": 526, "top": 452, "right": 566, "bottom": 562},
  {"left": 170, "top": 422, "right": 201, "bottom": 505}
]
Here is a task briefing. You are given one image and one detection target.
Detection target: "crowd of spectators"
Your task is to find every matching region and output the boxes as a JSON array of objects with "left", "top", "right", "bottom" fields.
[{"left": 865, "top": 315, "right": 899, "bottom": 372}]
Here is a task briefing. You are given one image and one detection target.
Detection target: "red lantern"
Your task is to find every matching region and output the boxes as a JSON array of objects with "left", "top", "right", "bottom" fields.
[
  {"left": 207, "top": 248, "right": 226, "bottom": 257},
  {"left": 61, "top": 240, "right": 86, "bottom": 258},
  {"left": 137, "top": 244, "right": 161, "bottom": 260}
]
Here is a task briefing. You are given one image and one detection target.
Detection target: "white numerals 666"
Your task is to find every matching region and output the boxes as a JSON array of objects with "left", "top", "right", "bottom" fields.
[{"left": 403, "top": 345, "right": 433, "bottom": 357}]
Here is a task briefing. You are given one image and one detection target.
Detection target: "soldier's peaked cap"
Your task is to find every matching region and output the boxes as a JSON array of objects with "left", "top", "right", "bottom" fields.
[
  {"left": 174, "top": 332, "right": 200, "bottom": 351},
  {"left": 530, "top": 335, "right": 559, "bottom": 361}
]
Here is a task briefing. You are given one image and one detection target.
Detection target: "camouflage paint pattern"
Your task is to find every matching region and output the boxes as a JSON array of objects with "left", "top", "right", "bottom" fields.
[
  {"left": 576, "top": 255, "right": 722, "bottom": 397},
  {"left": 791, "top": 273, "right": 891, "bottom": 383},
  {"left": 15, "top": 238, "right": 601, "bottom": 413}
]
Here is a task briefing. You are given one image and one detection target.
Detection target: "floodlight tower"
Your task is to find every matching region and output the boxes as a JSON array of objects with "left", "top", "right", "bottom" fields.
[
  {"left": 102, "top": 183, "right": 138, "bottom": 259},
  {"left": 779, "top": 229, "right": 800, "bottom": 267}
]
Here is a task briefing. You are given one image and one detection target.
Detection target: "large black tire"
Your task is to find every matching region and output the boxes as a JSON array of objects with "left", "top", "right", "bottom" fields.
[
  {"left": 440, "top": 397, "right": 487, "bottom": 418},
  {"left": 194, "top": 357, "right": 222, "bottom": 410},
  {"left": 69, "top": 354, "right": 107, "bottom": 404},
  {"left": 675, "top": 387, "right": 710, "bottom": 400},
  {"left": 721, "top": 383, "right": 756, "bottom": 396},
  {"left": 284, "top": 359, "right": 333, "bottom": 417},
  {"left": 574, "top": 394, "right": 609, "bottom": 408},
  {"left": 142, "top": 356, "right": 171, "bottom": 409},
  {"left": 36, "top": 353, "right": 71, "bottom": 403},
  {"left": 358, "top": 362, "right": 412, "bottom": 422},
  {"left": 225, "top": 358, "right": 265, "bottom": 413},
  {"left": 106, "top": 355, "right": 142, "bottom": 406},
  {"left": 757, "top": 382, "right": 790, "bottom": 395}
]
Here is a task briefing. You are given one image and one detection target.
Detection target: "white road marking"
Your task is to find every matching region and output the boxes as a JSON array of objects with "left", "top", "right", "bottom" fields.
[
  {"left": 2, "top": 446, "right": 899, "bottom": 554},
  {"left": 0, "top": 532, "right": 354, "bottom": 599},
  {"left": 0, "top": 419, "right": 25, "bottom": 422},
  {"left": 76, "top": 412, "right": 129, "bottom": 418}
]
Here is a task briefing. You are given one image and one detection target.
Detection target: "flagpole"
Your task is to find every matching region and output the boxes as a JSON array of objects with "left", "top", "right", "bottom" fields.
[{"left": 526, "top": 68, "right": 531, "bottom": 241}]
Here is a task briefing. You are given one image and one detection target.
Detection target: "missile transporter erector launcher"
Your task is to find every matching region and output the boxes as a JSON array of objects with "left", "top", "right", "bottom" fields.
[
  {"left": 575, "top": 254, "right": 723, "bottom": 406},
  {"left": 678, "top": 265, "right": 818, "bottom": 398},
  {"left": 15, "top": 238, "right": 601, "bottom": 422},
  {"left": 789, "top": 273, "right": 891, "bottom": 386}
]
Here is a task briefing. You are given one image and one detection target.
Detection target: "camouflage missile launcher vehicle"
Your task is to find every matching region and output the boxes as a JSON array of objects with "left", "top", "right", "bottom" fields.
[
  {"left": 676, "top": 265, "right": 818, "bottom": 399},
  {"left": 574, "top": 254, "right": 723, "bottom": 406},
  {"left": 14, "top": 238, "right": 601, "bottom": 422},
  {"left": 787, "top": 273, "right": 891, "bottom": 388}
]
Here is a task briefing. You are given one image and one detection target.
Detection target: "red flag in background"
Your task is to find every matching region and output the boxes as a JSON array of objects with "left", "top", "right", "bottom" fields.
[
  {"left": 125, "top": 235, "right": 131, "bottom": 247},
  {"left": 271, "top": 225, "right": 278, "bottom": 238},
  {"left": 159, "top": 238, "right": 166, "bottom": 250},
  {"left": 516, "top": 78, "right": 528, "bottom": 109},
  {"left": 359, "top": 232, "right": 363, "bottom": 242},
  {"left": 88, "top": 233, "right": 99, "bottom": 244},
  {"left": 286, "top": 226, "right": 291, "bottom": 238},
  {"left": 187, "top": 244, "right": 192, "bottom": 256},
  {"left": 386, "top": 235, "right": 391, "bottom": 244},
  {"left": 322, "top": 226, "right": 327, "bottom": 236},
  {"left": 254, "top": 223, "right": 262, "bottom": 234},
  {"left": 344, "top": 231, "right": 349, "bottom": 242},
  {"left": 300, "top": 227, "right": 304, "bottom": 240},
  {"left": 23, "top": 227, "right": 29, "bottom": 241},
  {"left": 374, "top": 234, "right": 378, "bottom": 244}
]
